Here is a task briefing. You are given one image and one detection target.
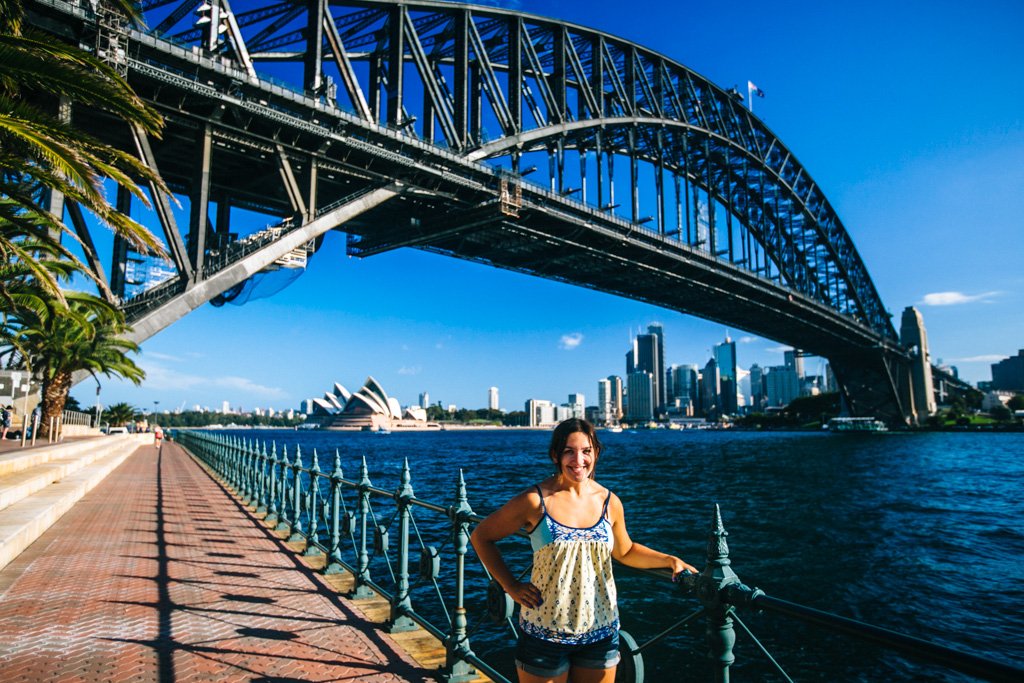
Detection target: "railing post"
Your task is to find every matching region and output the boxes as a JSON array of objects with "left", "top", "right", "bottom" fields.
[
  {"left": 255, "top": 441, "right": 268, "bottom": 515},
  {"left": 352, "top": 456, "right": 375, "bottom": 599},
  {"left": 265, "top": 443, "right": 279, "bottom": 525},
  {"left": 388, "top": 458, "right": 416, "bottom": 632},
  {"left": 443, "top": 469, "right": 477, "bottom": 682},
  {"left": 304, "top": 450, "right": 323, "bottom": 556},
  {"left": 240, "top": 439, "right": 253, "bottom": 506},
  {"left": 275, "top": 446, "right": 292, "bottom": 533},
  {"left": 325, "top": 450, "right": 345, "bottom": 574},
  {"left": 288, "top": 446, "right": 306, "bottom": 542},
  {"left": 696, "top": 504, "right": 740, "bottom": 682}
]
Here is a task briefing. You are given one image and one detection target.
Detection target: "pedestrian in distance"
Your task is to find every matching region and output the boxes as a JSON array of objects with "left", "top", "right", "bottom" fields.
[
  {"left": 0, "top": 405, "right": 11, "bottom": 440},
  {"left": 471, "top": 417, "right": 697, "bottom": 683},
  {"left": 153, "top": 425, "right": 163, "bottom": 451}
]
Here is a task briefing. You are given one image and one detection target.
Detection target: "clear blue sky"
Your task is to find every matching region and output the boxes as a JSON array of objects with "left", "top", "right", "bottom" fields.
[{"left": 72, "top": 0, "right": 1024, "bottom": 414}]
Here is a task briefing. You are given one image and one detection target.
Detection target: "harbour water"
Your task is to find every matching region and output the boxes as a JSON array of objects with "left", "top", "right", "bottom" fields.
[{"left": 212, "top": 428, "right": 1024, "bottom": 681}]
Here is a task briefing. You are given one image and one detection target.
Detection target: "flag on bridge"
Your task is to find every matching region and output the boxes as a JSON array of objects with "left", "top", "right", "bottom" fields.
[{"left": 748, "top": 80, "right": 765, "bottom": 98}]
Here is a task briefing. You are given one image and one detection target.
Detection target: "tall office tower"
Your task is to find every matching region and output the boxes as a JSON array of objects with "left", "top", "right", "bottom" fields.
[
  {"left": 676, "top": 364, "right": 700, "bottom": 411},
  {"left": 628, "top": 333, "right": 662, "bottom": 416},
  {"left": 221, "top": 400, "right": 231, "bottom": 414},
  {"left": 900, "top": 306, "right": 937, "bottom": 418},
  {"left": 701, "top": 358, "right": 720, "bottom": 418},
  {"left": 749, "top": 363, "right": 765, "bottom": 412},
  {"left": 419, "top": 392, "right": 430, "bottom": 410},
  {"left": 488, "top": 386, "right": 499, "bottom": 411},
  {"left": 607, "top": 375, "right": 624, "bottom": 421},
  {"left": 568, "top": 393, "right": 585, "bottom": 419},
  {"left": 647, "top": 323, "right": 666, "bottom": 409},
  {"left": 626, "top": 371, "right": 654, "bottom": 421},
  {"left": 784, "top": 349, "right": 805, "bottom": 379},
  {"left": 597, "top": 378, "right": 612, "bottom": 424},
  {"left": 766, "top": 365, "right": 800, "bottom": 407},
  {"left": 714, "top": 335, "right": 738, "bottom": 415}
]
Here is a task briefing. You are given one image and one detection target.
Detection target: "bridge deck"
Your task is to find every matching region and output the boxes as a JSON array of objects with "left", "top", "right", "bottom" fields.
[{"left": 0, "top": 439, "right": 486, "bottom": 682}]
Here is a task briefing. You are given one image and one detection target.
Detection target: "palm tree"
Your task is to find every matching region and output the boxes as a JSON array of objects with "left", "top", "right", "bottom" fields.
[
  {"left": 11, "top": 291, "right": 144, "bottom": 437},
  {"left": 103, "top": 401, "right": 137, "bottom": 428},
  {"left": 1, "top": 0, "right": 168, "bottom": 296}
]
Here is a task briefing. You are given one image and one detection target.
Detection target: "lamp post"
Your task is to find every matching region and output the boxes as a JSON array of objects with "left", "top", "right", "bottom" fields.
[
  {"left": 19, "top": 381, "right": 30, "bottom": 447},
  {"left": 10, "top": 372, "right": 20, "bottom": 442}
]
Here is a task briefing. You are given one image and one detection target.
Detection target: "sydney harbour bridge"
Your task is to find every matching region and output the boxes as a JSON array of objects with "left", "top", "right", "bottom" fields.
[{"left": 24, "top": 0, "right": 948, "bottom": 423}]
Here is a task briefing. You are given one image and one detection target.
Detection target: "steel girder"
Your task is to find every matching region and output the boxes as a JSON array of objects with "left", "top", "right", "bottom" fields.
[{"left": 22, "top": 0, "right": 914, "bottom": 420}]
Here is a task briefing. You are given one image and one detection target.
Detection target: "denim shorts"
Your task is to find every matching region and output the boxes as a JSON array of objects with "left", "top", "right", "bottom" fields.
[{"left": 515, "top": 631, "right": 620, "bottom": 677}]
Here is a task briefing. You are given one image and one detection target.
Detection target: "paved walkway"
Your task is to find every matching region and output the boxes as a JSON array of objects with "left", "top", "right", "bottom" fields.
[{"left": 0, "top": 440, "right": 431, "bottom": 682}]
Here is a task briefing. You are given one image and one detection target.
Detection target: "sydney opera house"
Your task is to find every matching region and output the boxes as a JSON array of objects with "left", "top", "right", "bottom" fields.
[{"left": 309, "top": 377, "right": 431, "bottom": 430}]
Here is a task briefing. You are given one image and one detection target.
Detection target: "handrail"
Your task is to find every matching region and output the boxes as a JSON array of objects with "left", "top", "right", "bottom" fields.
[{"left": 173, "top": 430, "right": 1024, "bottom": 682}]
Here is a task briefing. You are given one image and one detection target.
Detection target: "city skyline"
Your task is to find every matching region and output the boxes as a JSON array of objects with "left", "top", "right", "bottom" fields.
[{"left": 67, "top": 0, "right": 1024, "bottom": 413}]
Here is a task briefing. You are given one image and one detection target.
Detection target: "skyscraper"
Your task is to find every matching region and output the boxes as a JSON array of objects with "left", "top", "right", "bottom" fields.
[
  {"left": 749, "top": 363, "right": 765, "bottom": 412},
  {"left": 488, "top": 387, "right": 499, "bottom": 411},
  {"left": 626, "top": 371, "right": 654, "bottom": 422},
  {"left": 568, "top": 393, "right": 585, "bottom": 419},
  {"left": 607, "top": 375, "right": 623, "bottom": 422},
  {"left": 784, "top": 349, "right": 804, "bottom": 379},
  {"left": 714, "top": 336, "right": 738, "bottom": 415},
  {"left": 991, "top": 350, "right": 1024, "bottom": 391},
  {"left": 628, "top": 329, "right": 662, "bottom": 416},
  {"left": 648, "top": 323, "right": 666, "bottom": 410},
  {"left": 597, "top": 378, "right": 612, "bottom": 424},
  {"left": 419, "top": 392, "right": 430, "bottom": 410},
  {"left": 701, "top": 358, "right": 720, "bottom": 418}
]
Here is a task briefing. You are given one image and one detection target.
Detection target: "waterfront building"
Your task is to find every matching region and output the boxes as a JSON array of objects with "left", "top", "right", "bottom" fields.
[
  {"left": 556, "top": 405, "right": 573, "bottom": 422},
  {"left": 714, "top": 336, "right": 738, "bottom": 415},
  {"left": 700, "top": 358, "right": 720, "bottom": 418},
  {"left": 301, "top": 399, "right": 315, "bottom": 414},
  {"left": 765, "top": 365, "right": 800, "bottom": 407},
  {"left": 526, "top": 399, "right": 556, "bottom": 427},
  {"left": 597, "top": 378, "right": 612, "bottom": 424},
  {"left": 221, "top": 400, "right": 231, "bottom": 414},
  {"left": 568, "top": 393, "right": 585, "bottom": 419},
  {"left": 900, "top": 306, "right": 937, "bottom": 418},
  {"left": 784, "top": 349, "right": 805, "bottom": 379},
  {"left": 627, "top": 329, "right": 663, "bottom": 416},
  {"left": 310, "top": 376, "right": 428, "bottom": 429},
  {"left": 419, "top": 392, "right": 430, "bottom": 410},
  {"left": 670, "top": 364, "right": 699, "bottom": 413},
  {"left": 749, "top": 363, "right": 765, "bottom": 412},
  {"left": 488, "top": 386, "right": 499, "bottom": 411},
  {"left": 626, "top": 371, "right": 655, "bottom": 422},
  {"left": 607, "top": 375, "right": 624, "bottom": 421},
  {"left": 648, "top": 323, "right": 667, "bottom": 410},
  {"left": 991, "top": 349, "right": 1024, "bottom": 392}
]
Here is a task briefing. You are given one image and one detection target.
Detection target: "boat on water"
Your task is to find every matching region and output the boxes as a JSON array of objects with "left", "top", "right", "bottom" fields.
[
  {"left": 605, "top": 426, "right": 623, "bottom": 433},
  {"left": 827, "top": 417, "right": 888, "bottom": 432}
]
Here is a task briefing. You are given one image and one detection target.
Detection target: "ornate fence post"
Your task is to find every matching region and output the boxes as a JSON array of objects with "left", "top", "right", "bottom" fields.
[
  {"left": 388, "top": 458, "right": 416, "bottom": 632},
  {"left": 352, "top": 456, "right": 375, "bottom": 599},
  {"left": 265, "top": 442, "right": 279, "bottom": 525},
  {"left": 275, "top": 446, "right": 292, "bottom": 533},
  {"left": 240, "top": 439, "right": 254, "bottom": 506},
  {"left": 304, "top": 450, "right": 323, "bottom": 556},
  {"left": 443, "top": 469, "right": 477, "bottom": 682},
  {"left": 325, "top": 449, "right": 346, "bottom": 575},
  {"left": 255, "top": 441, "right": 268, "bottom": 515},
  {"left": 288, "top": 446, "right": 306, "bottom": 542},
  {"left": 696, "top": 504, "right": 741, "bottom": 682}
]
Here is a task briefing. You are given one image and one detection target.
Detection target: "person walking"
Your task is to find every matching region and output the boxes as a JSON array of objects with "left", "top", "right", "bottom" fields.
[
  {"left": 1, "top": 405, "right": 11, "bottom": 440},
  {"left": 471, "top": 418, "right": 697, "bottom": 683},
  {"left": 153, "top": 425, "right": 163, "bottom": 451}
]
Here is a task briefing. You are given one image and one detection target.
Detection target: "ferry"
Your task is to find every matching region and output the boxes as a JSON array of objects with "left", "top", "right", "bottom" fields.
[{"left": 827, "top": 417, "right": 888, "bottom": 432}]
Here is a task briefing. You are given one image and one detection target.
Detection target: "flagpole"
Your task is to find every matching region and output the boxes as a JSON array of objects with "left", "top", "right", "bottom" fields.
[{"left": 747, "top": 81, "right": 753, "bottom": 112}]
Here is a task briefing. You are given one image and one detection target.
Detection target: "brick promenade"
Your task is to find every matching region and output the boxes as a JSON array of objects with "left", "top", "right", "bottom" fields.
[{"left": 0, "top": 440, "right": 432, "bottom": 682}]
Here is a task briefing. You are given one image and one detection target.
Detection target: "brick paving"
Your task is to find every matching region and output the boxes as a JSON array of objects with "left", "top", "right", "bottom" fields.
[{"left": 0, "top": 441, "right": 431, "bottom": 682}]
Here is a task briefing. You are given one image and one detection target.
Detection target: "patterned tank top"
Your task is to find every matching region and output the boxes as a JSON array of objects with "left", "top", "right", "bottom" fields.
[{"left": 518, "top": 485, "right": 619, "bottom": 644}]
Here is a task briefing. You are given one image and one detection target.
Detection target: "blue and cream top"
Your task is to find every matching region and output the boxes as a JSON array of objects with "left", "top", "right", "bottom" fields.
[{"left": 519, "top": 485, "right": 619, "bottom": 644}]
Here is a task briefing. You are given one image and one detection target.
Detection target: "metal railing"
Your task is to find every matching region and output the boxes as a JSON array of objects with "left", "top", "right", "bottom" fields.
[{"left": 174, "top": 430, "right": 1024, "bottom": 682}]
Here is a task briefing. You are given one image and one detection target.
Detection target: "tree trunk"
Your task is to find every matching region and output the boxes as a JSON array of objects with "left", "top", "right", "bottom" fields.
[{"left": 40, "top": 371, "right": 71, "bottom": 440}]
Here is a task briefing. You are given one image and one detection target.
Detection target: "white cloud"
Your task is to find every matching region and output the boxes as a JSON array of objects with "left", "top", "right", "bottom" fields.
[
  {"left": 949, "top": 354, "right": 1006, "bottom": 363},
  {"left": 559, "top": 332, "right": 584, "bottom": 350},
  {"left": 138, "top": 362, "right": 286, "bottom": 399},
  {"left": 144, "top": 351, "right": 183, "bottom": 362},
  {"left": 210, "top": 376, "right": 288, "bottom": 399},
  {"left": 919, "top": 291, "right": 1001, "bottom": 306},
  {"left": 738, "top": 336, "right": 759, "bottom": 344},
  {"left": 765, "top": 345, "right": 790, "bottom": 354},
  {"left": 397, "top": 366, "right": 422, "bottom": 375}
]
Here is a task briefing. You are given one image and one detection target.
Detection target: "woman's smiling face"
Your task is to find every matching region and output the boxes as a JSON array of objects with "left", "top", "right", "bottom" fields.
[{"left": 555, "top": 431, "right": 595, "bottom": 482}]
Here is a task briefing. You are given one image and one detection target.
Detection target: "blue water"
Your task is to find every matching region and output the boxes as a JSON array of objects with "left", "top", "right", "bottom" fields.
[{"left": 211, "top": 428, "right": 1024, "bottom": 681}]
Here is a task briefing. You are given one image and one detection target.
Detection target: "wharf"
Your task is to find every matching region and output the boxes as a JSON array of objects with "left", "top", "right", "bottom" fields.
[{"left": 0, "top": 436, "right": 485, "bottom": 682}]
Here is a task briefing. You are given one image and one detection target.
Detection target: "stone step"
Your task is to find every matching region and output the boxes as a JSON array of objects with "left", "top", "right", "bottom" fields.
[
  {"left": 0, "top": 436, "right": 148, "bottom": 571},
  {"left": 0, "top": 438, "right": 130, "bottom": 513},
  {"left": 0, "top": 434, "right": 136, "bottom": 478}
]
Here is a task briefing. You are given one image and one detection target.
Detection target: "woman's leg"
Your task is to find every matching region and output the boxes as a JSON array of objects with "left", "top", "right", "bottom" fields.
[
  {"left": 518, "top": 667, "right": 568, "bottom": 683},
  {"left": 567, "top": 665, "right": 616, "bottom": 683}
]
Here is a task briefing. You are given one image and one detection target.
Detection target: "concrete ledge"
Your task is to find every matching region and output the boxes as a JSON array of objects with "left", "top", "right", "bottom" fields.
[
  {"left": 0, "top": 434, "right": 138, "bottom": 478},
  {"left": 0, "top": 436, "right": 148, "bottom": 571}
]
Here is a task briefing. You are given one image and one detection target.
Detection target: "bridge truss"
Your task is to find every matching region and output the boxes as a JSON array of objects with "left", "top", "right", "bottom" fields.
[{"left": 24, "top": 0, "right": 928, "bottom": 422}]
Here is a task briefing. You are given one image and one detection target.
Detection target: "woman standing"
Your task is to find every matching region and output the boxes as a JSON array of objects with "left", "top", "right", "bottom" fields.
[{"left": 471, "top": 418, "right": 696, "bottom": 682}]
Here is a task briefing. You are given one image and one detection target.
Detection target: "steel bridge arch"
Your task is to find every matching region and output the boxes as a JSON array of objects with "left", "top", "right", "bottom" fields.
[{"left": 23, "top": 0, "right": 932, "bottom": 422}]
